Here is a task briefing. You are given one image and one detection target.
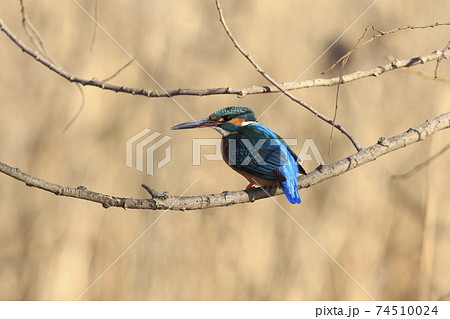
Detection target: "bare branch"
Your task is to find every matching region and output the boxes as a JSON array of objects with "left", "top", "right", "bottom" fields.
[
  {"left": 214, "top": 0, "right": 362, "bottom": 151},
  {"left": 15, "top": 4, "right": 85, "bottom": 131},
  {"left": 1, "top": 19, "right": 448, "bottom": 100},
  {"left": 1, "top": 111, "right": 448, "bottom": 211},
  {"left": 386, "top": 55, "right": 450, "bottom": 83},
  {"left": 63, "top": 83, "right": 85, "bottom": 132},
  {"left": 324, "top": 22, "right": 450, "bottom": 74},
  {"left": 434, "top": 41, "right": 450, "bottom": 79},
  {"left": 19, "top": 0, "right": 56, "bottom": 65},
  {"left": 102, "top": 57, "right": 135, "bottom": 82},
  {"left": 328, "top": 27, "right": 369, "bottom": 154}
]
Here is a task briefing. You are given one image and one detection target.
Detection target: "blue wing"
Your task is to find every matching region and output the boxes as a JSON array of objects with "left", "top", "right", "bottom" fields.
[
  {"left": 278, "top": 154, "right": 302, "bottom": 204},
  {"left": 224, "top": 123, "right": 303, "bottom": 204}
]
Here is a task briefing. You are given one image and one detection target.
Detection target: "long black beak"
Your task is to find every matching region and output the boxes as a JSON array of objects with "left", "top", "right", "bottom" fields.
[{"left": 170, "top": 117, "right": 220, "bottom": 130}]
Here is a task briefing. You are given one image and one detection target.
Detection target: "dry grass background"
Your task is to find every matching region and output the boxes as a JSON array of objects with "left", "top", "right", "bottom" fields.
[{"left": 0, "top": 0, "right": 449, "bottom": 300}]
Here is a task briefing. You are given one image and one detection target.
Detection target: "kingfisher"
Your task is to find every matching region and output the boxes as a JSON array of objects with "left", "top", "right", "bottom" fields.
[{"left": 171, "top": 106, "right": 306, "bottom": 204}]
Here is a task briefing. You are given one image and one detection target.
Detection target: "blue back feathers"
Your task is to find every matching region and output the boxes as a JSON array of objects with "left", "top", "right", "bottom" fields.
[{"left": 224, "top": 122, "right": 303, "bottom": 204}]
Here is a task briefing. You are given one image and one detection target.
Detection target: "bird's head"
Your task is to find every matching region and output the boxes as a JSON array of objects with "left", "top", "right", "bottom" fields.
[{"left": 171, "top": 106, "right": 257, "bottom": 136}]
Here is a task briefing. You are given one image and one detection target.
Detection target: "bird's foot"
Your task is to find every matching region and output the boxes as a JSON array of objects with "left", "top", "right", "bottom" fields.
[{"left": 245, "top": 183, "right": 256, "bottom": 190}]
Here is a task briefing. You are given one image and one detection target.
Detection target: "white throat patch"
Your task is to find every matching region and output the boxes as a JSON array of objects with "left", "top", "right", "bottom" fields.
[
  {"left": 213, "top": 121, "right": 256, "bottom": 136},
  {"left": 213, "top": 126, "right": 232, "bottom": 136}
]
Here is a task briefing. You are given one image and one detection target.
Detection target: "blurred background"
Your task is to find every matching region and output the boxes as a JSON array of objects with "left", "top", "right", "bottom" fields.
[{"left": 0, "top": 0, "right": 449, "bottom": 300}]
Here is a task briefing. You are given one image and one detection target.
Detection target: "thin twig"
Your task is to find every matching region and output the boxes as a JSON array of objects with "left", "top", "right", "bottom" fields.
[
  {"left": 18, "top": 2, "right": 83, "bottom": 130},
  {"left": 102, "top": 58, "right": 135, "bottom": 82},
  {"left": 386, "top": 55, "right": 450, "bottom": 83},
  {"left": 323, "top": 22, "right": 450, "bottom": 74},
  {"left": 215, "top": 0, "right": 362, "bottom": 151},
  {"left": 63, "top": 83, "right": 85, "bottom": 132},
  {"left": 434, "top": 41, "right": 450, "bottom": 79},
  {"left": 329, "top": 28, "right": 369, "bottom": 154},
  {"left": 1, "top": 19, "right": 448, "bottom": 99},
  {"left": 1, "top": 112, "right": 448, "bottom": 211},
  {"left": 19, "top": 0, "right": 55, "bottom": 65}
]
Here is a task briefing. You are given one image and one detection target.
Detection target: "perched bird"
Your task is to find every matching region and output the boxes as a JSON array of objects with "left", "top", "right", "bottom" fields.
[{"left": 171, "top": 106, "right": 306, "bottom": 204}]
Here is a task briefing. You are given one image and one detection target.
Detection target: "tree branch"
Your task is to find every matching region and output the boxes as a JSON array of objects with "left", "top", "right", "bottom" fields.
[
  {"left": 0, "top": 19, "right": 448, "bottom": 100},
  {"left": 323, "top": 22, "right": 450, "bottom": 74},
  {"left": 215, "top": 0, "right": 362, "bottom": 151},
  {"left": 386, "top": 55, "right": 450, "bottom": 83},
  {"left": 19, "top": 0, "right": 54, "bottom": 64},
  {"left": 1, "top": 111, "right": 448, "bottom": 211},
  {"left": 434, "top": 40, "right": 450, "bottom": 79}
]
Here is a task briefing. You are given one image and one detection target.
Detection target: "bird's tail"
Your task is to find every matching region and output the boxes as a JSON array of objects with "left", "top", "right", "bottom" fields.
[{"left": 279, "top": 166, "right": 301, "bottom": 204}]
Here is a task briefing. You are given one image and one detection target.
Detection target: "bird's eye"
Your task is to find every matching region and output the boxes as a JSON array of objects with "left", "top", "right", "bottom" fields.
[{"left": 222, "top": 115, "right": 233, "bottom": 122}]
